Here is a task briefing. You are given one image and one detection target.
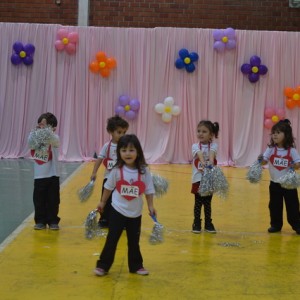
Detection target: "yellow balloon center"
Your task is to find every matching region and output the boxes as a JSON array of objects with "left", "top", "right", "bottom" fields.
[
  {"left": 252, "top": 66, "right": 259, "bottom": 73},
  {"left": 164, "top": 106, "right": 172, "bottom": 113},
  {"left": 99, "top": 62, "right": 106, "bottom": 68},
  {"left": 222, "top": 36, "right": 228, "bottom": 43},
  {"left": 62, "top": 38, "right": 69, "bottom": 45},
  {"left": 184, "top": 57, "right": 191, "bottom": 64},
  {"left": 271, "top": 115, "right": 279, "bottom": 123},
  {"left": 293, "top": 93, "right": 300, "bottom": 101},
  {"left": 124, "top": 105, "right": 130, "bottom": 112},
  {"left": 19, "top": 51, "right": 26, "bottom": 58}
]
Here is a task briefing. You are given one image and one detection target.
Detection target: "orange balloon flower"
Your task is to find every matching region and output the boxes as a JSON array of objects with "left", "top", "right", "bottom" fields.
[
  {"left": 284, "top": 86, "right": 300, "bottom": 109},
  {"left": 89, "top": 51, "right": 117, "bottom": 78}
]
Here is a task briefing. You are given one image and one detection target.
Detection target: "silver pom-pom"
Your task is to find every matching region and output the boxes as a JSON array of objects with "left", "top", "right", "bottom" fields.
[
  {"left": 149, "top": 215, "right": 164, "bottom": 245},
  {"left": 212, "top": 166, "right": 229, "bottom": 199},
  {"left": 28, "top": 126, "right": 55, "bottom": 152},
  {"left": 277, "top": 168, "right": 300, "bottom": 189},
  {"left": 78, "top": 180, "right": 95, "bottom": 202},
  {"left": 84, "top": 209, "right": 105, "bottom": 239},
  {"left": 246, "top": 160, "right": 263, "bottom": 183},
  {"left": 199, "top": 167, "right": 214, "bottom": 196},
  {"left": 151, "top": 173, "right": 169, "bottom": 198}
]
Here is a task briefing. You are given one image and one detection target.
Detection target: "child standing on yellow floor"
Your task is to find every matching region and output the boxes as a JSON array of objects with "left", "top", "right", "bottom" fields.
[
  {"left": 259, "top": 119, "right": 300, "bottom": 234},
  {"left": 90, "top": 115, "right": 129, "bottom": 228},
  {"left": 191, "top": 120, "right": 219, "bottom": 234},
  {"left": 94, "top": 134, "right": 156, "bottom": 276},
  {"left": 28, "top": 112, "right": 61, "bottom": 230}
]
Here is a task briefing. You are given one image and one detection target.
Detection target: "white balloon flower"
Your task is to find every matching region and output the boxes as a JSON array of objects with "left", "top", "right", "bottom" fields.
[{"left": 154, "top": 97, "right": 181, "bottom": 123}]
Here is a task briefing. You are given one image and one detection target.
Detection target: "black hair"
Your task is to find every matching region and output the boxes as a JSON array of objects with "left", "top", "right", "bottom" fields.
[
  {"left": 197, "top": 120, "right": 220, "bottom": 139},
  {"left": 268, "top": 119, "right": 296, "bottom": 149},
  {"left": 115, "top": 134, "right": 147, "bottom": 174},
  {"left": 37, "top": 112, "right": 58, "bottom": 128},
  {"left": 106, "top": 115, "right": 129, "bottom": 133}
]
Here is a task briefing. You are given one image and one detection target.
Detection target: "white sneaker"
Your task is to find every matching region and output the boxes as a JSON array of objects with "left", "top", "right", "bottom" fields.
[
  {"left": 136, "top": 268, "right": 149, "bottom": 275},
  {"left": 94, "top": 268, "right": 107, "bottom": 276}
]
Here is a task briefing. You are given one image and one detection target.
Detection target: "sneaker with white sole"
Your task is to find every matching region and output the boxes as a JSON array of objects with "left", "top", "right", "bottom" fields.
[
  {"left": 34, "top": 223, "right": 46, "bottom": 230},
  {"left": 204, "top": 223, "right": 216, "bottom": 233},
  {"left": 94, "top": 268, "right": 107, "bottom": 276},
  {"left": 49, "top": 224, "right": 60, "bottom": 230},
  {"left": 135, "top": 268, "right": 149, "bottom": 275}
]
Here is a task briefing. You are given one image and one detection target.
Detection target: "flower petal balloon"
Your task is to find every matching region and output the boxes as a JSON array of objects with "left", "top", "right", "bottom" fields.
[
  {"left": 11, "top": 42, "right": 35, "bottom": 66},
  {"left": 284, "top": 86, "right": 300, "bottom": 109},
  {"left": 89, "top": 51, "right": 117, "bottom": 78},
  {"left": 213, "top": 27, "right": 236, "bottom": 52},
  {"left": 175, "top": 48, "right": 199, "bottom": 73},
  {"left": 264, "top": 107, "right": 285, "bottom": 129},
  {"left": 115, "top": 95, "right": 140, "bottom": 120},
  {"left": 155, "top": 97, "right": 181, "bottom": 123},
  {"left": 241, "top": 55, "right": 268, "bottom": 83},
  {"left": 55, "top": 28, "right": 78, "bottom": 55}
]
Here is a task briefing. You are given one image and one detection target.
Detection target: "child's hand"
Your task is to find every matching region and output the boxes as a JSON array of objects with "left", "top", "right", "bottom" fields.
[
  {"left": 149, "top": 208, "right": 157, "bottom": 218},
  {"left": 91, "top": 174, "right": 96, "bottom": 181},
  {"left": 257, "top": 154, "right": 263, "bottom": 162},
  {"left": 97, "top": 202, "right": 105, "bottom": 214}
]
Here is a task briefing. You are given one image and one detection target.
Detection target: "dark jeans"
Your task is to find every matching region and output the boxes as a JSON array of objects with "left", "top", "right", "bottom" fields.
[
  {"left": 99, "top": 178, "right": 112, "bottom": 224},
  {"left": 269, "top": 181, "right": 300, "bottom": 230},
  {"left": 96, "top": 207, "right": 143, "bottom": 273},
  {"left": 33, "top": 176, "right": 60, "bottom": 225}
]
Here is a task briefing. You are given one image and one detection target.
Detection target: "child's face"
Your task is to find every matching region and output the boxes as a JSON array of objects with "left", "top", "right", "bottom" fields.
[
  {"left": 271, "top": 130, "right": 285, "bottom": 147},
  {"left": 197, "top": 125, "right": 213, "bottom": 144},
  {"left": 119, "top": 144, "right": 137, "bottom": 168},
  {"left": 38, "top": 118, "right": 47, "bottom": 128},
  {"left": 111, "top": 127, "right": 127, "bottom": 143}
]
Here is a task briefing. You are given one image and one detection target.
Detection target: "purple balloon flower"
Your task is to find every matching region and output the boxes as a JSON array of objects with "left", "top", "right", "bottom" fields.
[
  {"left": 115, "top": 95, "right": 140, "bottom": 120},
  {"left": 11, "top": 42, "right": 35, "bottom": 66},
  {"left": 175, "top": 48, "right": 199, "bottom": 73},
  {"left": 213, "top": 28, "right": 236, "bottom": 52},
  {"left": 241, "top": 55, "right": 268, "bottom": 83}
]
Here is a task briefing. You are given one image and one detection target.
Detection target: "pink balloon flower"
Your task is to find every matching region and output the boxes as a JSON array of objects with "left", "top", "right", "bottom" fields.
[{"left": 55, "top": 28, "right": 79, "bottom": 55}]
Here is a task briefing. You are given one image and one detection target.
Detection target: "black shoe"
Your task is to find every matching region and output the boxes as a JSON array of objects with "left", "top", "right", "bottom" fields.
[
  {"left": 98, "top": 220, "right": 109, "bottom": 229},
  {"left": 204, "top": 223, "right": 216, "bottom": 233},
  {"left": 192, "top": 223, "right": 201, "bottom": 234},
  {"left": 268, "top": 227, "right": 281, "bottom": 233}
]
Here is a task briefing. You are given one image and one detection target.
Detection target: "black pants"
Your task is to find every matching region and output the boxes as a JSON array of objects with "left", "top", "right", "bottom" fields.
[
  {"left": 194, "top": 193, "right": 213, "bottom": 225},
  {"left": 96, "top": 207, "right": 143, "bottom": 273},
  {"left": 33, "top": 176, "right": 60, "bottom": 225},
  {"left": 269, "top": 181, "right": 300, "bottom": 230},
  {"left": 99, "top": 178, "right": 112, "bottom": 224}
]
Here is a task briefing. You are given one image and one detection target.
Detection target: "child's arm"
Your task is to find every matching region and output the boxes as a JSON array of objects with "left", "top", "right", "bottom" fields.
[
  {"left": 91, "top": 157, "right": 103, "bottom": 181},
  {"left": 257, "top": 154, "right": 268, "bottom": 165},
  {"left": 145, "top": 194, "right": 156, "bottom": 217},
  {"left": 292, "top": 162, "right": 300, "bottom": 170},
  {"left": 97, "top": 188, "right": 112, "bottom": 212},
  {"left": 197, "top": 151, "right": 205, "bottom": 165},
  {"left": 209, "top": 150, "right": 216, "bottom": 165}
]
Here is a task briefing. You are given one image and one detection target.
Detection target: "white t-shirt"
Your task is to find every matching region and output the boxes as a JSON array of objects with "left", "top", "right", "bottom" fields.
[
  {"left": 29, "top": 133, "right": 60, "bottom": 179},
  {"left": 104, "top": 165, "right": 155, "bottom": 218},
  {"left": 98, "top": 141, "right": 117, "bottom": 179},
  {"left": 263, "top": 146, "right": 300, "bottom": 182},
  {"left": 191, "top": 142, "right": 218, "bottom": 183}
]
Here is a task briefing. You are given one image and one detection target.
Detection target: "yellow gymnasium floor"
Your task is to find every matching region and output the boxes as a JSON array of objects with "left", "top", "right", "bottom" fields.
[{"left": 1, "top": 163, "right": 300, "bottom": 300}]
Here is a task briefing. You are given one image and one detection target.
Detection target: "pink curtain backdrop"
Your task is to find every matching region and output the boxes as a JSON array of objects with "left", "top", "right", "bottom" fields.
[{"left": 0, "top": 23, "right": 300, "bottom": 166}]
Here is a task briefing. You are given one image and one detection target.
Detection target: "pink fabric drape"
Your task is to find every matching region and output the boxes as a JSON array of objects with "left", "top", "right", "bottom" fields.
[{"left": 0, "top": 23, "right": 300, "bottom": 166}]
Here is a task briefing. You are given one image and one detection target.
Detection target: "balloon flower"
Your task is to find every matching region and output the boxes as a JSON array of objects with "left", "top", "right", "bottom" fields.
[
  {"left": 284, "top": 86, "right": 300, "bottom": 109},
  {"left": 115, "top": 95, "right": 140, "bottom": 120},
  {"left": 264, "top": 107, "right": 285, "bottom": 129},
  {"left": 54, "top": 28, "right": 78, "bottom": 55},
  {"left": 11, "top": 42, "right": 35, "bottom": 66},
  {"left": 213, "top": 27, "right": 236, "bottom": 52},
  {"left": 154, "top": 96, "right": 181, "bottom": 123},
  {"left": 241, "top": 55, "right": 268, "bottom": 83},
  {"left": 175, "top": 48, "right": 199, "bottom": 73},
  {"left": 89, "top": 51, "right": 117, "bottom": 78}
]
